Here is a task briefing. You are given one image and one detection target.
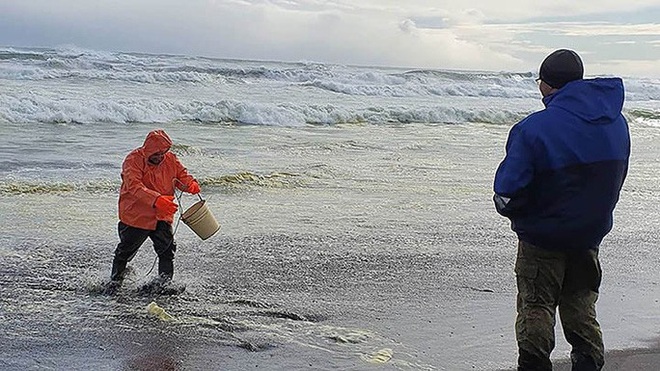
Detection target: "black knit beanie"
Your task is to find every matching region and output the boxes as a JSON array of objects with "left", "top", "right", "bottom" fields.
[{"left": 539, "top": 49, "right": 584, "bottom": 89}]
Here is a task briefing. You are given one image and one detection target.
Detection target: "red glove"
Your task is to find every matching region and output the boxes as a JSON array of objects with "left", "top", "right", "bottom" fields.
[
  {"left": 187, "top": 180, "right": 201, "bottom": 194},
  {"left": 154, "top": 195, "right": 178, "bottom": 215}
]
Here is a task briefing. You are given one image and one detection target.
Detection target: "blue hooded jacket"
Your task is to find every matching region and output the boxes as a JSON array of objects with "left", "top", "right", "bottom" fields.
[{"left": 494, "top": 78, "right": 630, "bottom": 250}]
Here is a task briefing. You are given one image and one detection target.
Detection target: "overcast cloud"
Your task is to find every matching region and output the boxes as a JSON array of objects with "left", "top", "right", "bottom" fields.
[{"left": 1, "top": 0, "right": 659, "bottom": 76}]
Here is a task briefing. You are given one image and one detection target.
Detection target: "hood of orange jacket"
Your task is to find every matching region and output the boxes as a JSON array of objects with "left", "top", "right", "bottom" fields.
[
  {"left": 143, "top": 129, "right": 172, "bottom": 156},
  {"left": 118, "top": 129, "right": 196, "bottom": 230}
]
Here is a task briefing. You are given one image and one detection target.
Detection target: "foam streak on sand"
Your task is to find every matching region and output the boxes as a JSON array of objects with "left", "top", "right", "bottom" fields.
[{"left": 146, "top": 302, "right": 174, "bottom": 321}]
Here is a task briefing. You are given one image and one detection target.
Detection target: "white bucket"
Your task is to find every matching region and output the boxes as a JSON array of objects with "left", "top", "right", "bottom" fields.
[{"left": 181, "top": 200, "right": 220, "bottom": 240}]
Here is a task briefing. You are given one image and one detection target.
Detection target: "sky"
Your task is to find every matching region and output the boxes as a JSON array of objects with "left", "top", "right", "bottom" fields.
[{"left": 1, "top": 0, "right": 660, "bottom": 77}]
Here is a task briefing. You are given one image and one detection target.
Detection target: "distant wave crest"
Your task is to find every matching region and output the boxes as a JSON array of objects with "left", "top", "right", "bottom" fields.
[
  {"left": 0, "top": 95, "right": 528, "bottom": 126},
  {"left": 625, "top": 109, "right": 660, "bottom": 127},
  {"left": 1, "top": 46, "right": 659, "bottom": 127},
  {"left": 3, "top": 95, "right": 655, "bottom": 127},
  {"left": 3, "top": 46, "right": 657, "bottom": 101}
]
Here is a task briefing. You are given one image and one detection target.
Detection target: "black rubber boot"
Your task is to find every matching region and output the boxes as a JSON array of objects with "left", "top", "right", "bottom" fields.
[
  {"left": 103, "top": 279, "right": 122, "bottom": 295},
  {"left": 110, "top": 258, "right": 127, "bottom": 282},
  {"left": 158, "top": 258, "right": 174, "bottom": 281},
  {"left": 571, "top": 352, "right": 601, "bottom": 371}
]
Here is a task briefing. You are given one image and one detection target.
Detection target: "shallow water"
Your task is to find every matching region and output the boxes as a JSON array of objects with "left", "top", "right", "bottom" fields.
[{"left": 1, "top": 121, "right": 660, "bottom": 370}]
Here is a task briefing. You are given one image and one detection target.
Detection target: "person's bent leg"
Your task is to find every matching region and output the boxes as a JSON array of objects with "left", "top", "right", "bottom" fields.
[
  {"left": 559, "top": 248, "right": 604, "bottom": 371},
  {"left": 111, "top": 222, "right": 149, "bottom": 282},
  {"left": 150, "top": 221, "right": 176, "bottom": 280},
  {"left": 515, "top": 241, "right": 566, "bottom": 371}
]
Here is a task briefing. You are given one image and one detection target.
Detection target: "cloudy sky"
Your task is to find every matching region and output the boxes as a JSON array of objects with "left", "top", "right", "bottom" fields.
[{"left": 1, "top": 0, "right": 660, "bottom": 77}]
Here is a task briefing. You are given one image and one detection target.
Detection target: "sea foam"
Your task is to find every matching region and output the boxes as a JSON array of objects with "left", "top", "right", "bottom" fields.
[{"left": 1, "top": 46, "right": 658, "bottom": 126}]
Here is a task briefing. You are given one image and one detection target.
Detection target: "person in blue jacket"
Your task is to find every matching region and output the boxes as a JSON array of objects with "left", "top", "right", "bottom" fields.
[{"left": 494, "top": 49, "right": 630, "bottom": 371}]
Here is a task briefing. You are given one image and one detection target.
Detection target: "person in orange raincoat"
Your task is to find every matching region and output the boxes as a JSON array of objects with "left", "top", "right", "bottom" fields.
[{"left": 109, "top": 129, "right": 201, "bottom": 287}]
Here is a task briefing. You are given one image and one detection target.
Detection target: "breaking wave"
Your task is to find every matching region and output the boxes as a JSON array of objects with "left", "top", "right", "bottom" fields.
[
  {"left": 1, "top": 46, "right": 658, "bottom": 127},
  {"left": 2, "top": 93, "right": 656, "bottom": 126},
  {"left": 0, "top": 95, "right": 527, "bottom": 126}
]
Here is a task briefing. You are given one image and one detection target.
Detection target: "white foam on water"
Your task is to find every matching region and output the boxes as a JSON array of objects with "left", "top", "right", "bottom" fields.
[{"left": 1, "top": 46, "right": 658, "bottom": 127}]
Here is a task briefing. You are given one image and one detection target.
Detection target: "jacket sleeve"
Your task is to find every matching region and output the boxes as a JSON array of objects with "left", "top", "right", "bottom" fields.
[
  {"left": 121, "top": 154, "right": 160, "bottom": 206},
  {"left": 493, "top": 123, "right": 535, "bottom": 218},
  {"left": 172, "top": 154, "right": 196, "bottom": 191}
]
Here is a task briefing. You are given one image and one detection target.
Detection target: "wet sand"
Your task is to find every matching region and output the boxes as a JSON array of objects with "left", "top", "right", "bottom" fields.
[
  {"left": 557, "top": 344, "right": 660, "bottom": 371},
  {"left": 497, "top": 341, "right": 660, "bottom": 370},
  {"left": 2, "top": 123, "right": 659, "bottom": 370}
]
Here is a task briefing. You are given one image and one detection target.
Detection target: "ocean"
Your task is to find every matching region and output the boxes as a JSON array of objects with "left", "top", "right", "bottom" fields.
[{"left": 1, "top": 46, "right": 659, "bottom": 370}]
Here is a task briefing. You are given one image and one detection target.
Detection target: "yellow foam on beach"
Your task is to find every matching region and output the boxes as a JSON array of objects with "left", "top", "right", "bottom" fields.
[
  {"left": 364, "top": 348, "right": 393, "bottom": 364},
  {"left": 146, "top": 301, "right": 174, "bottom": 321}
]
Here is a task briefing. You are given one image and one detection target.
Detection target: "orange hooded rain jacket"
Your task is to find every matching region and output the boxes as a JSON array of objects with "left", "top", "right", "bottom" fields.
[{"left": 118, "top": 129, "right": 196, "bottom": 230}]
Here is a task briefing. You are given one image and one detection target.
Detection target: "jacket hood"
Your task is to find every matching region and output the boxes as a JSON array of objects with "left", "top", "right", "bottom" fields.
[
  {"left": 142, "top": 129, "right": 172, "bottom": 156},
  {"left": 542, "top": 78, "right": 624, "bottom": 124}
]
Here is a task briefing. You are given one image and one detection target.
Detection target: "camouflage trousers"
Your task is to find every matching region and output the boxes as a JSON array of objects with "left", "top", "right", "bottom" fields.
[{"left": 515, "top": 240, "right": 604, "bottom": 371}]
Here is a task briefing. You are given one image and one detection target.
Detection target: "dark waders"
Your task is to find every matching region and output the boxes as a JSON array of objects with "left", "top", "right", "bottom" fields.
[{"left": 110, "top": 221, "right": 176, "bottom": 282}]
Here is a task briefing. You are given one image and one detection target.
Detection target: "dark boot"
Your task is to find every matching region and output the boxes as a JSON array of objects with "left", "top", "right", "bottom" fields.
[
  {"left": 517, "top": 349, "right": 552, "bottom": 371},
  {"left": 571, "top": 352, "right": 601, "bottom": 371},
  {"left": 110, "top": 258, "right": 127, "bottom": 282},
  {"left": 158, "top": 257, "right": 174, "bottom": 281},
  {"left": 103, "top": 279, "right": 122, "bottom": 295}
]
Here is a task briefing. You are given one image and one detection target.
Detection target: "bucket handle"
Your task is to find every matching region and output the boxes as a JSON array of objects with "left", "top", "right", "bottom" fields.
[
  {"left": 143, "top": 179, "right": 197, "bottom": 278},
  {"left": 172, "top": 178, "right": 204, "bottom": 217}
]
